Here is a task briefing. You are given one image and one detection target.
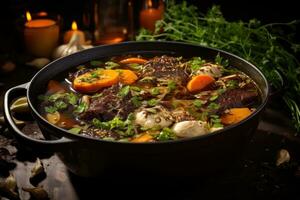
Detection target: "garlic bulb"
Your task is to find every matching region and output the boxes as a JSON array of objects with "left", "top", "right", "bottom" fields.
[{"left": 52, "top": 34, "right": 93, "bottom": 59}]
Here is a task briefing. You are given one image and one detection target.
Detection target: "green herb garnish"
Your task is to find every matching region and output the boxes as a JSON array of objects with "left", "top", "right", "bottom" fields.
[
  {"left": 105, "top": 61, "right": 120, "bottom": 69},
  {"left": 151, "top": 87, "right": 160, "bottom": 96},
  {"left": 74, "top": 102, "right": 88, "bottom": 114},
  {"left": 188, "top": 57, "right": 205, "bottom": 72},
  {"left": 193, "top": 99, "right": 203, "bottom": 108},
  {"left": 136, "top": 1, "right": 300, "bottom": 132},
  {"left": 207, "top": 102, "right": 220, "bottom": 110},
  {"left": 167, "top": 80, "right": 176, "bottom": 92},
  {"left": 155, "top": 128, "right": 177, "bottom": 141},
  {"left": 45, "top": 106, "right": 57, "bottom": 113},
  {"left": 118, "top": 85, "right": 130, "bottom": 98},
  {"left": 147, "top": 99, "right": 159, "bottom": 106}
]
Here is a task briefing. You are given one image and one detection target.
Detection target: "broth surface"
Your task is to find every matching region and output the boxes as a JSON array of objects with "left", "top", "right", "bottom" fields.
[{"left": 38, "top": 55, "right": 261, "bottom": 142}]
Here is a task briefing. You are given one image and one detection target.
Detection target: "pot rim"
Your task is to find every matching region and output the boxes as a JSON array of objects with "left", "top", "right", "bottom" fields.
[{"left": 26, "top": 41, "right": 269, "bottom": 145}]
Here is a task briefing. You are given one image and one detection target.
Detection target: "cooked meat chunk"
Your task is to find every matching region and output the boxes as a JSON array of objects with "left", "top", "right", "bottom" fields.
[
  {"left": 80, "top": 84, "right": 135, "bottom": 121},
  {"left": 141, "top": 56, "right": 189, "bottom": 84},
  {"left": 217, "top": 88, "right": 259, "bottom": 111}
]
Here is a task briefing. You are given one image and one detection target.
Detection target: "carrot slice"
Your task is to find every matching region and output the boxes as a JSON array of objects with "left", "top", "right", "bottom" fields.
[
  {"left": 118, "top": 69, "right": 138, "bottom": 85},
  {"left": 73, "top": 69, "right": 119, "bottom": 93},
  {"left": 119, "top": 57, "right": 147, "bottom": 64},
  {"left": 131, "top": 133, "right": 154, "bottom": 143},
  {"left": 221, "top": 108, "right": 252, "bottom": 125},
  {"left": 47, "top": 80, "right": 66, "bottom": 93},
  {"left": 187, "top": 74, "right": 215, "bottom": 93}
]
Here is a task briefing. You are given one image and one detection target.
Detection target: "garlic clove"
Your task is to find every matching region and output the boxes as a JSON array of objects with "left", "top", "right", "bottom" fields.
[{"left": 276, "top": 149, "right": 291, "bottom": 166}]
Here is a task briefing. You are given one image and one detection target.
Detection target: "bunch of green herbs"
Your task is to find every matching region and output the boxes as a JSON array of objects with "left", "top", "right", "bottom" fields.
[{"left": 136, "top": 1, "right": 300, "bottom": 133}]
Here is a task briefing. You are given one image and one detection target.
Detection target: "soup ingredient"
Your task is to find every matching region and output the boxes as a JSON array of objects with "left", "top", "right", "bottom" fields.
[
  {"left": 73, "top": 69, "right": 119, "bottom": 93},
  {"left": 172, "top": 120, "right": 209, "bottom": 138},
  {"left": 195, "top": 63, "right": 223, "bottom": 78},
  {"left": 141, "top": 56, "right": 189, "bottom": 84},
  {"left": 216, "top": 89, "right": 258, "bottom": 111},
  {"left": 119, "top": 57, "right": 147, "bottom": 64},
  {"left": 131, "top": 132, "right": 154, "bottom": 142},
  {"left": 221, "top": 108, "right": 252, "bottom": 125},
  {"left": 118, "top": 69, "right": 138, "bottom": 85},
  {"left": 46, "top": 111, "right": 60, "bottom": 124},
  {"left": 81, "top": 84, "right": 135, "bottom": 121},
  {"left": 136, "top": 1, "right": 300, "bottom": 132},
  {"left": 187, "top": 74, "right": 215, "bottom": 93},
  {"left": 155, "top": 127, "right": 177, "bottom": 141},
  {"left": 134, "top": 106, "right": 174, "bottom": 129}
]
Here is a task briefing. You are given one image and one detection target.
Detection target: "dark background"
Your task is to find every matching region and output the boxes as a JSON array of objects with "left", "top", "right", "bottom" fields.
[{"left": 0, "top": 0, "right": 299, "bottom": 58}]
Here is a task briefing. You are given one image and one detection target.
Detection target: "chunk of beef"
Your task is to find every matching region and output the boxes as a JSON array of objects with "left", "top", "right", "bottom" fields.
[
  {"left": 80, "top": 84, "right": 135, "bottom": 121},
  {"left": 141, "top": 56, "right": 189, "bottom": 84},
  {"left": 216, "top": 88, "right": 259, "bottom": 111}
]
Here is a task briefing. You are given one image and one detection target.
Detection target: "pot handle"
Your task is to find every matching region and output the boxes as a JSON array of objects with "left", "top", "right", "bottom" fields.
[{"left": 4, "top": 83, "right": 75, "bottom": 150}]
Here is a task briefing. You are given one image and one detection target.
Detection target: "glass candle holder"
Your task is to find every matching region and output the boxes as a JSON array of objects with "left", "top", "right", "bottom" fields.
[
  {"left": 139, "top": 0, "right": 164, "bottom": 32},
  {"left": 93, "top": 0, "right": 129, "bottom": 45},
  {"left": 24, "top": 11, "right": 60, "bottom": 58}
]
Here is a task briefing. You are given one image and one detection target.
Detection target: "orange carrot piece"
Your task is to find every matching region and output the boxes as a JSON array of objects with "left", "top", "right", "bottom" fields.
[
  {"left": 221, "top": 108, "right": 252, "bottom": 125},
  {"left": 47, "top": 80, "right": 66, "bottom": 93},
  {"left": 119, "top": 57, "right": 147, "bottom": 64},
  {"left": 73, "top": 69, "right": 119, "bottom": 93},
  {"left": 118, "top": 69, "right": 138, "bottom": 85},
  {"left": 187, "top": 74, "right": 215, "bottom": 93},
  {"left": 131, "top": 133, "right": 154, "bottom": 143}
]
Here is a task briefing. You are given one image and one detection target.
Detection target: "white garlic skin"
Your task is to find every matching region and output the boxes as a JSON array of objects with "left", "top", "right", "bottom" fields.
[
  {"left": 134, "top": 106, "right": 174, "bottom": 129},
  {"left": 172, "top": 120, "right": 209, "bottom": 138}
]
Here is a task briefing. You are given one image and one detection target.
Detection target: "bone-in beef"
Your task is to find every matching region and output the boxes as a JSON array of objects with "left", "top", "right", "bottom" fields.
[
  {"left": 80, "top": 84, "right": 135, "bottom": 121},
  {"left": 217, "top": 88, "right": 259, "bottom": 111},
  {"left": 141, "top": 56, "right": 189, "bottom": 84}
]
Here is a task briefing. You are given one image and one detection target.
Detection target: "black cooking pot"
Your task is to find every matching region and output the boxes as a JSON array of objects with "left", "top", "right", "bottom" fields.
[{"left": 4, "top": 41, "right": 269, "bottom": 177}]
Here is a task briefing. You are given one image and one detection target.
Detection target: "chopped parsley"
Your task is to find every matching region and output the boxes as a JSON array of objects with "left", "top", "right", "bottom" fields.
[
  {"left": 131, "top": 96, "right": 142, "bottom": 107},
  {"left": 105, "top": 61, "right": 120, "bottom": 69},
  {"left": 118, "top": 85, "right": 130, "bottom": 98},
  {"left": 188, "top": 57, "right": 205, "bottom": 72},
  {"left": 207, "top": 102, "right": 220, "bottom": 110},
  {"left": 215, "top": 54, "right": 229, "bottom": 67},
  {"left": 147, "top": 99, "right": 159, "bottom": 106},
  {"left": 155, "top": 128, "right": 177, "bottom": 141},
  {"left": 45, "top": 106, "right": 57, "bottom": 113},
  {"left": 151, "top": 87, "right": 160, "bottom": 96},
  {"left": 167, "top": 80, "right": 176, "bottom": 92},
  {"left": 74, "top": 102, "right": 88, "bottom": 114},
  {"left": 193, "top": 99, "right": 203, "bottom": 108}
]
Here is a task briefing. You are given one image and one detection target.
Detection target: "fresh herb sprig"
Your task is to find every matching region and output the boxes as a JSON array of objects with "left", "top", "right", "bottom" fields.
[{"left": 137, "top": 1, "right": 300, "bottom": 132}]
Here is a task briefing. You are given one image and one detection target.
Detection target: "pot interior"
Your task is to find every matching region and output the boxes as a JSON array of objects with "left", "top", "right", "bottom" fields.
[{"left": 27, "top": 41, "right": 269, "bottom": 139}]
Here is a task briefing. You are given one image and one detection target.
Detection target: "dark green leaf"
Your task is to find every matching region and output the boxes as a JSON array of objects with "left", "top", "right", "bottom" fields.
[
  {"left": 118, "top": 85, "right": 130, "bottom": 98},
  {"left": 45, "top": 106, "right": 57, "bottom": 113}
]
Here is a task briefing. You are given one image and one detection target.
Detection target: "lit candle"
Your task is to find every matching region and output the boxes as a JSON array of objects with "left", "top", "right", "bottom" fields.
[
  {"left": 24, "top": 11, "right": 59, "bottom": 57},
  {"left": 139, "top": 0, "right": 164, "bottom": 32},
  {"left": 63, "top": 21, "right": 85, "bottom": 45}
]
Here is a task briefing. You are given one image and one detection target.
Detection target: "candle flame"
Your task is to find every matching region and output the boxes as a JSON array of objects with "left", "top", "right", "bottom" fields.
[
  {"left": 71, "top": 21, "right": 78, "bottom": 31},
  {"left": 147, "top": 0, "right": 153, "bottom": 8},
  {"left": 26, "top": 11, "right": 32, "bottom": 21}
]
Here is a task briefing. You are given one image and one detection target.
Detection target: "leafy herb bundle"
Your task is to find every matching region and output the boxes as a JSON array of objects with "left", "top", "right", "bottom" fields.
[{"left": 136, "top": 1, "right": 300, "bottom": 133}]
